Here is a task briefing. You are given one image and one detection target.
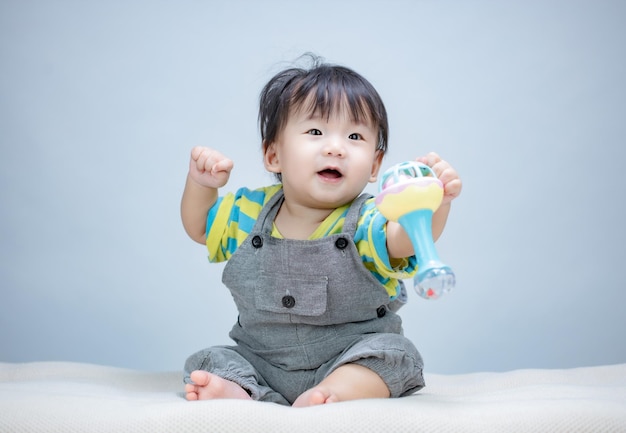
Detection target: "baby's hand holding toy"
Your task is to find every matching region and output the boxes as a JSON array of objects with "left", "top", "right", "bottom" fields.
[
  {"left": 376, "top": 161, "right": 456, "bottom": 300},
  {"left": 418, "top": 152, "right": 462, "bottom": 206}
]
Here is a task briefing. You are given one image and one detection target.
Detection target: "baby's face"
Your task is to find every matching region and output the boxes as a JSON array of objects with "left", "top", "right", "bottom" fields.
[{"left": 264, "top": 104, "right": 382, "bottom": 210}]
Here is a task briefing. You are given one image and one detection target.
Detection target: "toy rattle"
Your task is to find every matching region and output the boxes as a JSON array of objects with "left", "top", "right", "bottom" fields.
[{"left": 375, "top": 161, "right": 455, "bottom": 300}]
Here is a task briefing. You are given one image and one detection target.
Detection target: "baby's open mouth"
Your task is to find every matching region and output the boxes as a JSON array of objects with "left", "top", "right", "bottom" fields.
[{"left": 318, "top": 168, "right": 343, "bottom": 179}]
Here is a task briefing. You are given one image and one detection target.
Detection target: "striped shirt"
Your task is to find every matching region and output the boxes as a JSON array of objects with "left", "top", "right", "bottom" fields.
[{"left": 206, "top": 185, "right": 417, "bottom": 299}]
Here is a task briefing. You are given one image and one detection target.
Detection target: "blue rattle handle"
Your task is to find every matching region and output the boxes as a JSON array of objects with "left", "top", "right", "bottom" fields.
[
  {"left": 398, "top": 210, "right": 440, "bottom": 265},
  {"left": 398, "top": 210, "right": 455, "bottom": 299}
]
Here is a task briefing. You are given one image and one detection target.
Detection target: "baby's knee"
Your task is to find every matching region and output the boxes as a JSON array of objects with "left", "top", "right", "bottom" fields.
[{"left": 335, "top": 334, "right": 425, "bottom": 397}]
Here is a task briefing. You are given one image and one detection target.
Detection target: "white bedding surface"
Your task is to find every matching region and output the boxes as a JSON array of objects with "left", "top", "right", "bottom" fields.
[{"left": 1, "top": 361, "right": 624, "bottom": 432}]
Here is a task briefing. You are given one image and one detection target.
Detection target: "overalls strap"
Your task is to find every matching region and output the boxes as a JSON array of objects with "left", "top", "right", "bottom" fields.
[
  {"left": 256, "top": 188, "right": 285, "bottom": 235},
  {"left": 341, "top": 193, "right": 373, "bottom": 237}
]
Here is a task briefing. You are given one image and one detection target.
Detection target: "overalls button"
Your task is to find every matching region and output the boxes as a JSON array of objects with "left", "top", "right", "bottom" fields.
[
  {"left": 282, "top": 295, "right": 296, "bottom": 308},
  {"left": 335, "top": 237, "right": 348, "bottom": 249},
  {"left": 251, "top": 235, "right": 263, "bottom": 248},
  {"left": 376, "top": 306, "right": 387, "bottom": 318}
]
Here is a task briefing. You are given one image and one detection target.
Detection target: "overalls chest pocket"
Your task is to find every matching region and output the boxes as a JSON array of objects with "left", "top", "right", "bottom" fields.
[{"left": 254, "top": 272, "right": 329, "bottom": 317}]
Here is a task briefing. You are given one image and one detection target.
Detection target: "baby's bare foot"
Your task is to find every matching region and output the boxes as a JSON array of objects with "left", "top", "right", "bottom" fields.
[
  {"left": 185, "top": 370, "right": 252, "bottom": 401},
  {"left": 292, "top": 386, "right": 340, "bottom": 407}
]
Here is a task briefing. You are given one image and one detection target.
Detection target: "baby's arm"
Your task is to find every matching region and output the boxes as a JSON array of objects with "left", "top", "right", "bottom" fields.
[
  {"left": 386, "top": 152, "right": 462, "bottom": 259},
  {"left": 181, "top": 146, "right": 234, "bottom": 244}
]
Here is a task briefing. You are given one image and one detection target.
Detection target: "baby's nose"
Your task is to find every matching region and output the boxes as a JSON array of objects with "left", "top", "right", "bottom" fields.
[{"left": 323, "top": 137, "right": 345, "bottom": 157}]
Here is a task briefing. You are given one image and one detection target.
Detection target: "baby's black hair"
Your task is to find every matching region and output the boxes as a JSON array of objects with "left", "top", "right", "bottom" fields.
[{"left": 259, "top": 54, "right": 389, "bottom": 156}]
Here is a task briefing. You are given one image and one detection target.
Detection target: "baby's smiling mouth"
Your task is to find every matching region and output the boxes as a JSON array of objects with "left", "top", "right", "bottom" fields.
[{"left": 318, "top": 168, "right": 343, "bottom": 179}]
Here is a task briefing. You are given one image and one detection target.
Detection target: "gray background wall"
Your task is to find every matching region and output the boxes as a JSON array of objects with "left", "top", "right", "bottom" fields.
[{"left": 1, "top": 0, "right": 625, "bottom": 374}]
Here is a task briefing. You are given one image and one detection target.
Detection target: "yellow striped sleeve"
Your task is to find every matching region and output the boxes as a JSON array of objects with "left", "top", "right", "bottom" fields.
[
  {"left": 355, "top": 198, "right": 418, "bottom": 298},
  {"left": 206, "top": 185, "right": 282, "bottom": 262}
]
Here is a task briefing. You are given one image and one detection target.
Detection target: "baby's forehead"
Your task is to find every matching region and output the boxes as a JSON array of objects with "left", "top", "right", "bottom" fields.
[
  {"left": 300, "top": 110, "right": 375, "bottom": 130},
  {"left": 291, "top": 92, "right": 376, "bottom": 126}
]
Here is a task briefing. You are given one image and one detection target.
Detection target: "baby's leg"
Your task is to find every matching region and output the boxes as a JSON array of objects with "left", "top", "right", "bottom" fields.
[
  {"left": 183, "top": 346, "right": 290, "bottom": 404},
  {"left": 291, "top": 363, "right": 389, "bottom": 407},
  {"left": 293, "top": 333, "right": 425, "bottom": 407},
  {"left": 185, "top": 370, "right": 252, "bottom": 401}
]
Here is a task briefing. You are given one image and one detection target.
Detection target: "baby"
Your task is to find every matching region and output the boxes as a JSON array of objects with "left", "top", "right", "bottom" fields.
[{"left": 181, "top": 56, "right": 462, "bottom": 407}]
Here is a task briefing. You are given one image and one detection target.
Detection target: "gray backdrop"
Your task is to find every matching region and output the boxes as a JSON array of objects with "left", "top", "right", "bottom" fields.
[{"left": 1, "top": 1, "right": 625, "bottom": 374}]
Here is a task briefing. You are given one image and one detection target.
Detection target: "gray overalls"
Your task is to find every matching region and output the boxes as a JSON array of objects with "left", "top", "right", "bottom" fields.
[{"left": 184, "top": 190, "right": 424, "bottom": 405}]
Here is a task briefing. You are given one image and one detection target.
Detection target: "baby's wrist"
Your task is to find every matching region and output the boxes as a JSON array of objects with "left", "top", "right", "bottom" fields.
[{"left": 187, "top": 174, "right": 220, "bottom": 192}]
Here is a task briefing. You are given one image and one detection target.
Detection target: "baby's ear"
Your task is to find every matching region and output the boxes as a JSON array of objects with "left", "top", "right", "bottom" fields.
[
  {"left": 263, "top": 142, "right": 281, "bottom": 174},
  {"left": 369, "top": 151, "right": 384, "bottom": 183}
]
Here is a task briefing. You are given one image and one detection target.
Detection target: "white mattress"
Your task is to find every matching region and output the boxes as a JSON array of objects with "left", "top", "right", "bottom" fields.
[{"left": 1, "top": 361, "right": 624, "bottom": 432}]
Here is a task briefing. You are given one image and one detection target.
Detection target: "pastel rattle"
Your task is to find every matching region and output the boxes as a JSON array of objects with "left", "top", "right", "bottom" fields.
[{"left": 375, "top": 161, "right": 455, "bottom": 299}]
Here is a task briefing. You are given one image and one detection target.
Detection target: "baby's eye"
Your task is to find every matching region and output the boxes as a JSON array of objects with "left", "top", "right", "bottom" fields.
[
  {"left": 348, "top": 133, "right": 363, "bottom": 140},
  {"left": 307, "top": 129, "right": 322, "bottom": 136}
]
